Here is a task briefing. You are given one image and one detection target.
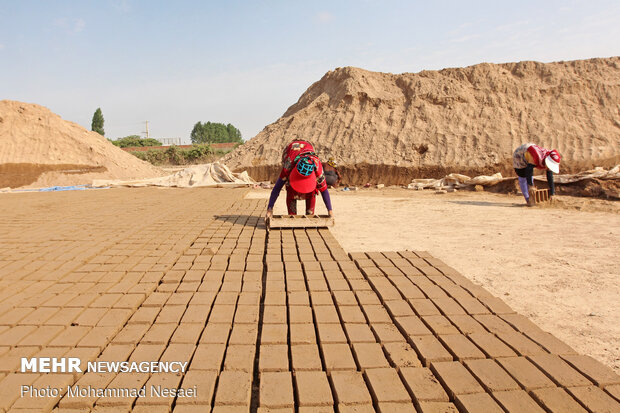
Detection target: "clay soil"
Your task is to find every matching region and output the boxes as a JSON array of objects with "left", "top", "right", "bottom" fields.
[{"left": 249, "top": 188, "right": 620, "bottom": 373}]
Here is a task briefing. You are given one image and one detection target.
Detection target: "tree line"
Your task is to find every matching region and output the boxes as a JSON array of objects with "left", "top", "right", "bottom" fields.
[{"left": 90, "top": 108, "right": 243, "bottom": 145}]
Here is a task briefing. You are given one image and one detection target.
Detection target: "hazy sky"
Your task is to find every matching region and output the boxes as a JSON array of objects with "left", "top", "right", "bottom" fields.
[{"left": 1, "top": 0, "right": 619, "bottom": 143}]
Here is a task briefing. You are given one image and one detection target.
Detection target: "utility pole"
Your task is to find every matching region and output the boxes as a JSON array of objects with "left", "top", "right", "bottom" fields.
[{"left": 143, "top": 121, "right": 149, "bottom": 139}]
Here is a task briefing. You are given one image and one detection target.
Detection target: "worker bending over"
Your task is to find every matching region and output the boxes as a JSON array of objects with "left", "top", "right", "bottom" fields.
[
  {"left": 266, "top": 139, "right": 334, "bottom": 218},
  {"left": 513, "top": 143, "right": 561, "bottom": 206}
]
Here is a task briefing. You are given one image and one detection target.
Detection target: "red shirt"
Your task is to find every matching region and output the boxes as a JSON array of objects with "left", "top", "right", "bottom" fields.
[{"left": 279, "top": 140, "right": 327, "bottom": 192}]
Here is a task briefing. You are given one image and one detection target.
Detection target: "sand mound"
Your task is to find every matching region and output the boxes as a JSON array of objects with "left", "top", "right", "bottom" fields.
[
  {"left": 223, "top": 57, "right": 620, "bottom": 184},
  {"left": 0, "top": 100, "right": 164, "bottom": 188}
]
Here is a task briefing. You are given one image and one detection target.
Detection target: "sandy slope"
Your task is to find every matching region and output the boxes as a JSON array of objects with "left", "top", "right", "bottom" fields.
[
  {"left": 249, "top": 188, "right": 620, "bottom": 373},
  {"left": 226, "top": 57, "right": 620, "bottom": 182},
  {"left": 0, "top": 100, "right": 164, "bottom": 188}
]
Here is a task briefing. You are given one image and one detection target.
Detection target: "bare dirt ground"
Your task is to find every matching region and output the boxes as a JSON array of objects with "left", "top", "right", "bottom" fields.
[{"left": 249, "top": 187, "right": 620, "bottom": 373}]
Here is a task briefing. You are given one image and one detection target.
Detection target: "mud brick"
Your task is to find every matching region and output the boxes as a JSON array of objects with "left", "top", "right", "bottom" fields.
[
  {"left": 385, "top": 300, "right": 416, "bottom": 317},
  {"left": 291, "top": 344, "right": 323, "bottom": 371},
  {"left": 264, "top": 291, "right": 286, "bottom": 306},
  {"left": 416, "top": 401, "right": 459, "bottom": 413},
  {"left": 113, "top": 293, "right": 146, "bottom": 310},
  {"left": 13, "top": 373, "right": 75, "bottom": 410},
  {"left": 409, "top": 336, "right": 453, "bottom": 366},
  {"left": 438, "top": 334, "right": 485, "bottom": 361},
  {"left": 321, "top": 343, "right": 357, "bottom": 371},
  {"left": 229, "top": 323, "right": 258, "bottom": 345},
  {"left": 287, "top": 280, "right": 307, "bottom": 292},
  {"left": 414, "top": 283, "right": 448, "bottom": 299},
  {"left": 446, "top": 314, "right": 487, "bottom": 335},
  {"left": 422, "top": 315, "right": 460, "bottom": 335},
  {"left": 290, "top": 323, "right": 316, "bottom": 344},
  {"left": 77, "top": 326, "right": 118, "bottom": 349},
  {"left": 215, "top": 371, "right": 252, "bottom": 406},
  {"left": 473, "top": 314, "right": 514, "bottom": 334},
  {"left": 493, "top": 390, "right": 547, "bottom": 412},
  {"left": 496, "top": 356, "right": 556, "bottom": 390},
  {"left": 190, "top": 343, "right": 226, "bottom": 370},
  {"left": 468, "top": 332, "right": 517, "bottom": 358},
  {"left": 355, "top": 291, "right": 381, "bottom": 305},
  {"left": 344, "top": 323, "right": 376, "bottom": 343},
  {"left": 141, "top": 323, "right": 177, "bottom": 344},
  {"left": 454, "top": 393, "right": 504, "bottom": 413},
  {"left": 498, "top": 313, "right": 543, "bottom": 334},
  {"left": 333, "top": 290, "right": 358, "bottom": 306},
  {"left": 560, "top": 354, "right": 620, "bottom": 387},
  {"left": 527, "top": 330, "right": 578, "bottom": 355},
  {"left": 0, "top": 372, "right": 40, "bottom": 410},
  {"left": 400, "top": 367, "right": 448, "bottom": 402},
  {"left": 288, "top": 291, "right": 310, "bottom": 306},
  {"left": 237, "top": 291, "right": 261, "bottom": 306},
  {"left": 372, "top": 323, "right": 405, "bottom": 343},
  {"left": 57, "top": 372, "right": 115, "bottom": 409},
  {"left": 142, "top": 292, "right": 171, "bottom": 307},
  {"left": 477, "top": 295, "right": 515, "bottom": 315},
  {"left": 181, "top": 304, "right": 212, "bottom": 324},
  {"left": 18, "top": 306, "right": 60, "bottom": 325},
  {"left": 391, "top": 278, "right": 425, "bottom": 299},
  {"left": 348, "top": 279, "right": 372, "bottom": 291},
  {"left": 294, "top": 370, "right": 333, "bottom": 407},
  {"left": 200, "top": 323, "right": 231, "bottom": 344},
  {"left": 370, "top": 279, "right": 402, "bottom": 300},
  {"left": 130, "top": 343, "right": 166, "bottom": 362},
  {"left": 224, "top": 344, "right": 256, "bottom": 372},
  {"left": 496, "top": 330, "right": 547, "bottom": 356},
  {"left": 95, "top": 373, "right": 149, "bottom": 407},
  {"left": 568, "top": 386, "right": 620, "bottom": 412},
  {"left": 49, "top": 325, "right": 90, "bottom": 347},
  {"left": 259, "top": 371, "right": 294, "bottom": 408},
  {"left": 303, "top": 261, "right": 322, "bottom": 271},
  {"left": 528, "top": 354, "right": 593, "bottom": 387},
  {"left": 289, "top": 306, "right": 313, "bottom": 324},
  {"left": 364, "top": 367, "right": 411, "bottom": 403},
  {"left": 327, "top": 278, "right": 351, "bottom": 292},
  {"left": 339, "top": 306, "right": 367, "bottom": 324},
  {"left": 317, "top": 323, "right": 347, "bottom": 343},
  {"left": 200, "top": 279, "right": 223, "bottom": 292},
  {"left": 396, "top": 316, "right": 433, "bottom": 336},
  {"left": 169, "top": 292, "right": 195, "bottom": 306},
  {"left": 409, "top": 299, "right": 442, "bottom": 316},
  {"left": 260, "top": 344, "right": 289, "bottom": 372},
  {"left": 96, "top": 308, "right": 133, "bottom": 327},
  {"left": 330, "top": 370, "right": 373, "bottom": 405},
  {"left": 135, "top": 372, "right": 183, "bottom": 406},
  {"left": 66, "top": 292, "right": 98, "bottom": 307},
  {"left": 263, "top": 305, "right": 287, "bottom": 324},
  {"left": 171, "top": 323, "right": 204, "bottom": 344},
  {"left": 384, "top": 342, "right": 422, "bottom": 368},
  {"left": 430, "top": 297, "right": 466, "bottom": 315},
  {"left": 176, "top": 369, "right": 218, "bottom": 405},
  {"left": 464, "top": 358, "right": 520, "bottom": 392},
  {"left": 352, "top": 343, "right": 391, "bottom": 370},
  {"left": 430, "top": 361, "right": 484, "bottom": 398},
  {"left": 261, "top": 324, "right": 288, "bottom": 344},
  {"left": 129, "top": 307, "right": 161, "bottom": 324},
  {"left": 314, "top": 305, "right": 341, "bottom": 323},
  {"left": 531, "top": 387, "right": 589, "bottom": 412},
  {"left": 74, "top": 308, "right": 108, "bottom": 326}
]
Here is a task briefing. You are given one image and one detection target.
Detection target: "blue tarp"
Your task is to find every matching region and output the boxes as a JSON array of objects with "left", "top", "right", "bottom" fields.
[{"left": 38, "top": 185, "right": 89, "bottom": 192}]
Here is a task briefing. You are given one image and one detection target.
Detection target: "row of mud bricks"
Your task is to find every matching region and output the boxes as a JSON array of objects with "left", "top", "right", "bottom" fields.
[{"left": 0, "top": 196, "right": 619, "bottom": 412}]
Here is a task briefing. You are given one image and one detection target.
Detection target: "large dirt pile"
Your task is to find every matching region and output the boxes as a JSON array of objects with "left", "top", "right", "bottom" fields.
[
  {"left": 0, "top": 100, "right": 164, "bottom": 188},
  {"left": 223, "top": 57, "right": 620, "bottom": 185}
]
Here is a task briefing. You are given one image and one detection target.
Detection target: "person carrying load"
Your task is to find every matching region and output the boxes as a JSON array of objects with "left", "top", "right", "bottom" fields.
[
  {"left": 323, "top": 157, "right": 342, "bottom": 188},
  {"left": 266, "top": 139, "right": 334, "bottom": 219},
  {"left": 512, "top": 143, "right": 562, "bottom": 206}
]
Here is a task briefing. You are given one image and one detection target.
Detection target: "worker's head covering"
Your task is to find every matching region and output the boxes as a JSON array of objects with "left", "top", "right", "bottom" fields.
[
  {"left": 544, "top": 149, "right": 561, "bottom": 173},
  {"left": 326, "top": 157, "right": 337, "bottom": 168},
  {"left": 289, "top": 156, "right": 317, "bottom": 194}
]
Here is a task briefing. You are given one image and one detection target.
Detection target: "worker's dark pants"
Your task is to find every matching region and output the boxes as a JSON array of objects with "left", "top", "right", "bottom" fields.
[{"left": 286, "top": 187, "right": 316, "bottom": 215}]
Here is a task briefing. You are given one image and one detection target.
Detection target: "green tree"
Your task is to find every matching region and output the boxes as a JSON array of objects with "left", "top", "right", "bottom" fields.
[
  {"left": 190, "top": 121, "right": 243, "bottom": 144},
  {"left": 111, "top": 135, "right": 162, "bottom": 148},
  {"left": 91, "top": 108, "right": 105, "bottom": 136}
]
